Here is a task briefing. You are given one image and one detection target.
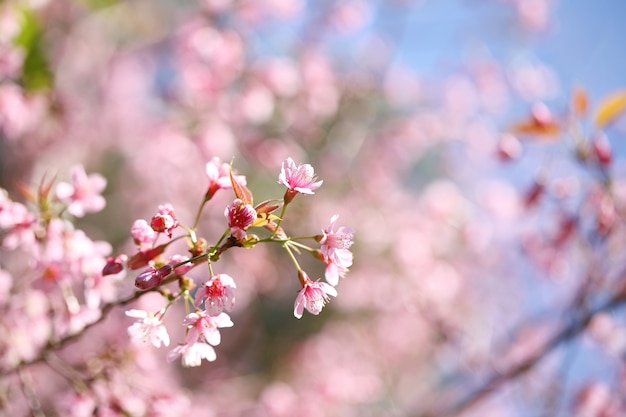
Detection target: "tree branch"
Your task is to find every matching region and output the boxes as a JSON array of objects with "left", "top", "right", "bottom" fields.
[{"left": 424, "top": 282, "right": 626, "bottom": 417}]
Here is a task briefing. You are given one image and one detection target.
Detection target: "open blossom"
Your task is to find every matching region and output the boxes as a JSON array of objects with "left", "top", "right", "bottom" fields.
[
  {"left": 195, "top": 274, "right": 236, "bottom": 316},
  {"left": 125, "top": 309, "right": 170, "bottom": 348},
  {"left": 294, "top": 272, "right": 337, "bottom": 319},
  {"left": 278, "top": 157, "right": 323, "bottom": 203},
  {"left": 320, "top": 214, "right": 354, "bottom": 263},
  {"left": 225, "top": 199, "right": 256, "bottom": 240},
  {"left": 205, "top": 157, "right": 247, "bottom": 199},
  {"left": 150, "top": 204, "right": 179, "bottom": 237},
  {"left": 167, "top": 341, "right": 217, "bottom": 367},
  {"left": 55, "top": 165, "right": 107, "bottom": 217},
  {"left": 324, "top": 251, "right": 353, "bottom": 286},
  {"left": 167, "top": 311, "right": 233, "bottom": 367}
]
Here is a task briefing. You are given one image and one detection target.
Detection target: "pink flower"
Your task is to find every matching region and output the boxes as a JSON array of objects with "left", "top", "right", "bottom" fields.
[
  {"left": 324, "top": 251, "right": 353, "bottom": 286},
  {"left": 205, "top": 157, "right": 247, "bottom": 199},
  {"left": 55, "top": 165, "right": 107, "bottom": 217},
  {"left": 169, "top": 254, "right": 193, "bottom": 275},
  {"left": 278, "top": 157, "right": 322, "bottom": 203},
  {"left": 225, "top": 199, "right": 256, "bottom": 240},
  {"left": 167, "top": 311, "right": 233, "bottom": 367},
  {"left": 131, "top": 219, "right": 156, "bottom": 246},
  {"left": 125, "top": 309, "right": 170, "bottom": 348},
  {"left": 150, "top": 204, "right": 179, "bottom": 237},
  {"left": 195, "top": 274, "right": 236, "bottom": 316},
  {"left": 183, "top": 311, "right": 233, "bottom": 346},
  {"left": 294, "top": 272, "right": 337, "bottom": 319},
  {"left": 320, "top": 214, "right": 354, "bottom": 263},
  {"left": 167, "top": 341, "right": 217, "bottom": 367}
]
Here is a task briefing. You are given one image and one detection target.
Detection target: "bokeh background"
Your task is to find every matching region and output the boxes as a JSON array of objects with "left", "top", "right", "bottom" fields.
[{"left": 1, "top": 0, "right": 626, "bottom": 416}]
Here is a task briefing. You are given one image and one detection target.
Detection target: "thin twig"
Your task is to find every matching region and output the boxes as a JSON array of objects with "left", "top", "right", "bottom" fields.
[
  {"left": 5, "top": 288, "right": 148, "bottom": 374},
  {"left": 423, "top": 282, "right": 626, "bottom": 417}
]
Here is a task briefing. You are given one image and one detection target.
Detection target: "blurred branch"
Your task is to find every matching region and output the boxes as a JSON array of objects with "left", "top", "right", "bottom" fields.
[
  {"left": 4, "top": 288, "right": 149, "bottom": 375},
  {"left": 424, "top": 280, "right": 626, "bottom": 417}
]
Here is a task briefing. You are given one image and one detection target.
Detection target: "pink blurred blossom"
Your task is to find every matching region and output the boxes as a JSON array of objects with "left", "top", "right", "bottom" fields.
[
  {"left": 125, "top": 309, "right": 171, "bottom": 348},
  {"left": 131, "top": 219, "right": 157, "bottom": 246},
  {"left": 56, "top": 165, "right": 107, "bottom": 217}
]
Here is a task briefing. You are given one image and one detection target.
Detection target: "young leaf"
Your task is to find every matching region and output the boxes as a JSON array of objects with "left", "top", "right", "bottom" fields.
[
  {"left": 594, "top": 90, "right": 626, "bottom": 128},
  {"left": 230, "top": 166, "right": 253, "bottom": 206}
]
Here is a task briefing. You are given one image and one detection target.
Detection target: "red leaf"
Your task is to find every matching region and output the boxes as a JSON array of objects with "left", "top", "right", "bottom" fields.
[{"left": 230, "top": 166, "right": 253, "bottom": 206}]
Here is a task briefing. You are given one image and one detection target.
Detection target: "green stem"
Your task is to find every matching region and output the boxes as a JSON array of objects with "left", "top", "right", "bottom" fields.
[
  {"left": 192, "top": 196, "right": 210, "bottom": 229},
  {"left": 283, "top": 241, "right": 303, "bottom": 272},
  {"left": 269, "top": 203, "right": 288, "bottom": 239}
]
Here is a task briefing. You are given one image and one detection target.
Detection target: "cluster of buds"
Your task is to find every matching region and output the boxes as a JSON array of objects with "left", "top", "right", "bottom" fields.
[{"left": 106, "top": 157, "right": 354, "bottom": 366}]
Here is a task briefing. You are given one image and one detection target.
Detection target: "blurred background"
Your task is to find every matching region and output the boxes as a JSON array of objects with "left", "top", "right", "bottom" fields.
[{"left": 1, "top": 0, "right": 626, "bottom": 416}]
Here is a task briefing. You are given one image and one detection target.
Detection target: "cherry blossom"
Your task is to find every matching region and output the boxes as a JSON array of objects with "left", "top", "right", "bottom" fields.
[
  {"left": 131, "top": 219, "right": 156, "bottom": 246},
  {"left": 55, "top": 165, "right": 107, "bottom": 217},
  {"left": 225, "top": 198, "right": 256, "bottom": 240},
  {"left": 205, "top": 156, "right": 247, "bottom": 199},
  {"left": 195, "top": 274, "right": 236, "bottom": 316},
  {"left": 125, "top": 309, "right": 170, "bottom": 348},
  {"left": 150, "top": 203, "right": 179, "bottom": 237},
  {"left": 167, "top": 311, "right": 233, "bottom": 366},
  {"left": 278, "top": 157, "right": 323, "bottom": 203},
  {"left": 294, "top": 272, "right": 337, "bottom": 319},
  {"left": 320, "top": 215, "right": 354, "bottom": 259}
]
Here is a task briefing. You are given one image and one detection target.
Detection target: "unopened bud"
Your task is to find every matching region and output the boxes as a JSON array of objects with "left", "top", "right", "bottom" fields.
[
  {"left": 102, "top": 254, "right": 128, "bottom": 276},
  {"left": 135, "top": 265, "right": 173, "bottom": 290}
]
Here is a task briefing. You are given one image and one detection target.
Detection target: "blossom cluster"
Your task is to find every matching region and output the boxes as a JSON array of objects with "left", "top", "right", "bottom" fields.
[{"left": 116, "top": 156, "right": 354, "bottom": 366}]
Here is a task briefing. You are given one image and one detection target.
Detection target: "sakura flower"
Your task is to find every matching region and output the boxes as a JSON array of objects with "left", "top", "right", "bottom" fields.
[
  {"left": 183, "top": 311, "right": 233, "bottom": 346},
  {"left": 205, "top": 156, "right": 247, "bottom": 200},
  {"left": 55, "top": 165, "right": 107, "bottom": 217},
  {"left": 125, "top": 309, "right": 170, "bottom": 348},
  {"left": 278, "top": 157, "right": 323, "bottom": 203},
  {"left": 195, "top": 274, "right": 236, "bottom": 316},
  {"left": 320, "top": 215, "right": 354, "bottom": 263},
  {"left": 324, "top": 250, "right": 353, "bottom": 286},
  {"left": 169, "top": 254, "right": 193, "bottom": 275},
  {"left": 167, "top": 341, "right": 217, "bottom": 367},
  {"left": 225, "top": 198, "right": 256, "bottom": 240},
  {"left": 294, "top": 272, "right": 337, "bottom": 319},
  {"left": 167, "top": 311, "right": 233, "bottom": 367},
  {"left": 150, "top": 204, "right": 179, "bottom": 237},
  {"left": 131, "top": 219, "right": 157, "bottom": 246}
]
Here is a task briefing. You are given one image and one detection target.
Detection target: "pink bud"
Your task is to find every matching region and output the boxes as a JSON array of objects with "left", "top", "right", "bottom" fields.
[{"left": 134, "top": 265, "right": 173, "bottom": 290}]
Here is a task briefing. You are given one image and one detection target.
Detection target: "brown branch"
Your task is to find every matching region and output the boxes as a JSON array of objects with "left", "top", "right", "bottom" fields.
[{"left": 424, "top": 282, "right": 626, "bottom": 417}]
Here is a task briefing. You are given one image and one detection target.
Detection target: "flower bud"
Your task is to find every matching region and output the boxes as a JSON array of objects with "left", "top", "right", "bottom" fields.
[
  {"left": 135, "top": 265, "right": 173, "bottom": 290},
  {"left": 102, "top": 254, "right": 127, "bottom": 276}
]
